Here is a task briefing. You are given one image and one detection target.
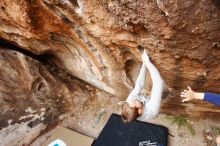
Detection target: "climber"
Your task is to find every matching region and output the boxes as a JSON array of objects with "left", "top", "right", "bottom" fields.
[
  {"left": 181, "top": 86, "right": 220, "bottom": 106},
  {"left": 121, "top": 50, "right": 163, "bottom": 122}
]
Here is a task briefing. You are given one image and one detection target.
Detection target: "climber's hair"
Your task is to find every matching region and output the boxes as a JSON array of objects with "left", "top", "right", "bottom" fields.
[{"left": 121, "top": 102, "right": 140, "bottom": 123}]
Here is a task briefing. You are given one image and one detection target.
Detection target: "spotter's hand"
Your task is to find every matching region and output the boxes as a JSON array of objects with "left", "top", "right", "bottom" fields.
[{"left": 180, "top": 86, "right": 195, "bottom": 102}]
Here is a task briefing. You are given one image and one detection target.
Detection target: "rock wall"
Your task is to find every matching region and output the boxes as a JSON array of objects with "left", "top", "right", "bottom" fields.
[
  {"left": 0, "top": 48, "right": 73, "bottom": 145},
  {"left": 0, "top": 0, "right": 220, "bottom": 100}
]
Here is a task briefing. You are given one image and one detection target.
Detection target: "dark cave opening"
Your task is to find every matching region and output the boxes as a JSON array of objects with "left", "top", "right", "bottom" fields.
[{"left": 0, "top": 38, "right": 53, "bottom": 65}]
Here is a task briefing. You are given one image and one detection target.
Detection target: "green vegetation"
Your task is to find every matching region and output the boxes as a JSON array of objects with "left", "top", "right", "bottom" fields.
[{"left": 171, "top": 114, "right": 195, "bottom": 136}]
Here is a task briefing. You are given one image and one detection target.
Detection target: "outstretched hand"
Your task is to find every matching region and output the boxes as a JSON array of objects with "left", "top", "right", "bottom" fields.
[
  {"left": 180, "top": 86, "right": 195, "bottom": 102},
  {"left": 142, "top": 49, "right": 150, "bottom": 64}
]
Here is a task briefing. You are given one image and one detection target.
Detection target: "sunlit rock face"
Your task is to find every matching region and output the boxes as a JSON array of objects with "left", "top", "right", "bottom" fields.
[
  {"left": 0, "top": 48, "right": 72, "bottom": 145},
  {"left": 0, "top": 0, "right": 220, "bottom": 99}
]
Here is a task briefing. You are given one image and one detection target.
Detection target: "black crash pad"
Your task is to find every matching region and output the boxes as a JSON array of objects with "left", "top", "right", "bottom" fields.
[{"left": 92, "top": 114, "right": 168, "bottom": 146}]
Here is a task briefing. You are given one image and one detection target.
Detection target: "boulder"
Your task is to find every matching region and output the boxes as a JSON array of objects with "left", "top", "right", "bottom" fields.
[{"left": 0, "top": 48, "right": 72, "bottom": 145}]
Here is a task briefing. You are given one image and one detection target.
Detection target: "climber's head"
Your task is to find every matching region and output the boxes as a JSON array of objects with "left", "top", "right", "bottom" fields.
[{"left": 121, "top": 99, "right": 144, "bottom": 123}]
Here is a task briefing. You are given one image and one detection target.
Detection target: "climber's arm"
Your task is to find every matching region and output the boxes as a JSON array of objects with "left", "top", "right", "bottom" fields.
[
  {"left": 126, "top": 51, "right": 148, "bottom": 101},
  {"left": 142, "top": 50, "right": 163, "bottom": 104},
  {"left": 126, "top": 63, "right": 147, "bottom": 101},
  {"left": 145, "top": 61, "right": 163, "bottom": 105},
  {"left": 138, "top": 51, "right": 163, "bottom": 120}
]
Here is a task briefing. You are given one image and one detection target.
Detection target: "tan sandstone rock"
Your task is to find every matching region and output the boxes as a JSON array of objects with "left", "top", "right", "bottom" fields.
[
  {"left": 0, "top": 0, "right": 220, "bottom": 106},
  {"left": 0, "top": 48, "right": 72, "bottom": 145}
]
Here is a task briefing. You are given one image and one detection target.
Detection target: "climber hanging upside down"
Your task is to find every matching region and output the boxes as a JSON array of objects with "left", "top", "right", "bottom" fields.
[{"left": 121, "top": 50, "right": 163, "bottom": 122}]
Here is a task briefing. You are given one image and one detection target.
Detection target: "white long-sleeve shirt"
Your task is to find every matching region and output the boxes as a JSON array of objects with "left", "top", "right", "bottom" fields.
[{"left": 126, "top": 62, "right": 163, "bottom": 121}]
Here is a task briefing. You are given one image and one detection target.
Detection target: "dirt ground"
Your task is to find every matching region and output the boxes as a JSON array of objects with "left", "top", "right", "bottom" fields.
[{"left": 31, "top": 85, "right": 220, "bottom": 146}]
